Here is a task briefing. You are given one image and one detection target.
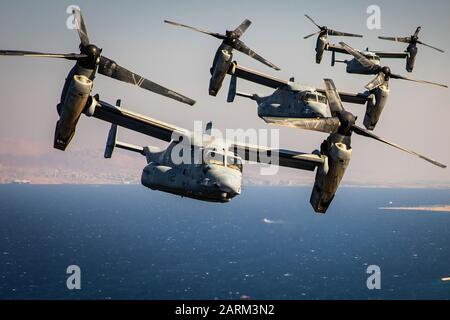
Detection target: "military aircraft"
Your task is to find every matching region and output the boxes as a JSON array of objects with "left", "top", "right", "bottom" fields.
[
  {"left": 164, "top": 18, "right": 280, "bottom": 96},
  {"left": 81, "top": 96, "right": 326, "bottom": 204},
  {"left": 225, "top": 73, "right": 446, "bottom": 211},
  {"left": 323, "top": 42, "right": 447, "bottom": 129},
  {"left": 378, "top": 26, "right": 445, "bottom": 72},
  {"left": 326, "top": 44, "right": 409, "bottom": 74},
  {"left": 338, "top": 41, "right": 446, "bottom": 88},
  {"left": 224, "top": 60, "right": 447, "bottom": 135},
  {"left": 224, "top": 61, "right": 392, "bottom": 130},
  {"left": 303, "top": 14, "right": 363, "bottom": 64},
  {"left": 0, "top": 8, "right": 196, "bottom": 151}
]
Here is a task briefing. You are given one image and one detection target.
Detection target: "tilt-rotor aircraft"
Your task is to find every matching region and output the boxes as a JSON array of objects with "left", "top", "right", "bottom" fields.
[
  {"left": 224, "top": 62, "right": 383, "bottom": 130},
  {"left": 326, "top": 44, "right": 409, "bottom": 74},
  {"left": 164, "top": 18, "right": 280, "bottom": 96},
  {"left": 337, "top": 42, "right": 447, "bottom": 91},
  {"left": 0, "top": 8, "right": 195, "bottom": 151},
  {"left": 222, "top": 43, "right": 447, "bottom": 131},
  {"left": 225, "top": 73, "right": 446, "bottom": 211},
  {"left": 81, "top": 96, "right": 326, "bottom": 205}
]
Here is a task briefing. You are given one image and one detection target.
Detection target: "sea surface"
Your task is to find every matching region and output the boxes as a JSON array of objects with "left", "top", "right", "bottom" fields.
[{"left": 0, "top": 185, "right": 449, "bottom": 300}]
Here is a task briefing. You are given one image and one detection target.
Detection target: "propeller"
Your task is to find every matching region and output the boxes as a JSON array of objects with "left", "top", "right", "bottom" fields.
[
  {"left": 379, "top": 27, "right": 445, "bottom": 53},
  {"left": 303, "top": 14, "right": 363, "bottom": 39},
  {"left": 164, "top": 19, "right": 280, "bottom": 71},
  {"left": 0, "top": 8, "right": 196, "bottom": 106},
  {"left": 322, "top": 79, "right": 446, "bottom": 169},
  {"left": 339, "top": 42, "right": 448, "bottom": 90},
  {"left": 0, "top": 50, "right": 87, "bottom": 60}
]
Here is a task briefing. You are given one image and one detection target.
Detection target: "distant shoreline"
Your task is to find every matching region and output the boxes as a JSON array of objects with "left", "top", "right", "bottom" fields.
[
  {"left": 380, "top": 206, "right": 450, "bottom": 213},
  {"left": 1, "top": 183, "right": 450, "bottom": 190}
]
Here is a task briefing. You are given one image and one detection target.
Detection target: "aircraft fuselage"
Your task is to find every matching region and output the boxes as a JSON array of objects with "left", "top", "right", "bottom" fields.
[{"left": 141, "top": 143, "right": 243, "bottom": 203}]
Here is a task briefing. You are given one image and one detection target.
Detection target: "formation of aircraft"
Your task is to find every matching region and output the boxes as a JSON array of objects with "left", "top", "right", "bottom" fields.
[{"left": 0, "top": 9, "right": 447, "bottom": 214}]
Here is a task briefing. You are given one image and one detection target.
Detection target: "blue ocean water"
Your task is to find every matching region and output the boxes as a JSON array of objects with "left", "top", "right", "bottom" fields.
[{"left": 0, "top": 185, "right": 449, "bottom": 300}]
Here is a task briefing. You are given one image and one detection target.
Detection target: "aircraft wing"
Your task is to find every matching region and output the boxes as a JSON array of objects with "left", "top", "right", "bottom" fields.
[
  {"left": 229, "top": 62, "right": 369, "bottom": 105},
  {"left": 91, "top": 98, "right": 188, "bottom": 142},
  {"left": 262, "top": 116, "right": 340, "bottom": 134},
  {"left": 315, "top": 89, "right": 369, "bottom": 105},
  {"left": 326, "top": 44, "right": 351, "bottom": 55},
  {"left": 327, "top": 44, "right": 408, "bottom": 59},
  {"left": 371, "top": 51, "right": 408, "bottom": 59},
  {"left": 228, "top": 62, "right": 288, "bottom": 89},
  {"left": 230, "top": 143, "right": 326, "bottom": 172},
  {"left": 91, "top": 97, "right": 325, "bottom": 172}
]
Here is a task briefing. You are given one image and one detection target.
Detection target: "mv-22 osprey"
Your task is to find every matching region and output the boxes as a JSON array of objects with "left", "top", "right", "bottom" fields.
[
  {"left": 81, "top": 96, "right": 327, "bottom": 205},
  {"left": 222, "top": 68, "right": 446, "bottom": 212},
  {"left": 224, "top": 42, "right": 447, "bottom": 131},
  {"left": 0, "top": 8, "right": 196, "bottom": 151}
]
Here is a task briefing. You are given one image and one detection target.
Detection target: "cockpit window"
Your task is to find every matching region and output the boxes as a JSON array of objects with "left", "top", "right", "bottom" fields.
[
  {"left": 204, "top": 150, "right": 225, "bottom": 166},
  {"left": 227, "top": 156, "right": 243, "bottom": 172},
  {"left": 203, "top": 150, "right": 243, "bottom": 172},
  {"left": 303, "top": 93, "right": 318, "bottom": 102},
  {"left": 301, "top": 92, "right": 327, "bottom": 104},
  {"left": 317, "top": 95, "right": 327, "bottom": 104}
]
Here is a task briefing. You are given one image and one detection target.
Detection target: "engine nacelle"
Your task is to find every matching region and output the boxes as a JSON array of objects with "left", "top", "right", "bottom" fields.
[
  {"left": 54, "top": 75, "right": 93, "bottom": 151},
  {"left": 363, "top": 84, "right": 390, "bottom": 130},
  {"left": 315, "top": 35, "right": 328, "bottom": 64},
  {"left": 209, "top": 47, "right": 233, "bottom": 96},
  {"left": 310, "top": 135, "right": 352, "bottom": 214}
]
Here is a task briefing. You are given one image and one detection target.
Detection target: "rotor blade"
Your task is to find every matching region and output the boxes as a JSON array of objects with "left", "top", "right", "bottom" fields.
[
  {"left": 303, "top": 31, "right": 322, "bottom": 39},
  {"left": 390, "top": 73, "right": 448, "bottom": 88},
  {"left": 417, "top": 41, "right": 445, "bottom": 53},
  {"left": 233, "top": 19, "right": 252, "bottom": 38},
  {"left": 72, "top": 8, "right": 90, "bottom": 47},
  {"left": 339, "top": 42, "right": 378, "bottom": 71},
  {"left": 233, "top": 39, "right": 281, "bottom": 71},
  {"left": 378, "top": 36, "right": 411, "bottom": 43},
  {"left": 164, "top": 20, "right": 226, "bottom": 40},
  {"left": 328, "top": 29, "right": 363, "bottom": 38},
  {"left": 414, "top": 26, "right": 422, "bottom": 38},
  {"left": 0, "top": 50, "right": 86, "bottom": 60},
  {"left": 365, "top": 73, "right": 386, "bottom": 91},
  {"left": 98, "top": 56, "right": 196, "bottom": 106},
  {"left": 304, "top": 14, "right": 321, "bottom": 29},
  {"left": 352, "top": 125, "right": 447, "bottom": 169},
  {"left": 323, "top": 79, "right": 345, "bottom": 114}
]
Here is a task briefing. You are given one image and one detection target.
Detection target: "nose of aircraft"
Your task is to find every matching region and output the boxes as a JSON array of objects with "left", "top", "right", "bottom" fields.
[{"left": 216, "top": 175, "right": 241, "bottom": 196}]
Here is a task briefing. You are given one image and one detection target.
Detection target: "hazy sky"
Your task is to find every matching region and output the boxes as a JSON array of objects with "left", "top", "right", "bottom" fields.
[{"left": 0, "top": 0, "right": 449, "bottom": 184}]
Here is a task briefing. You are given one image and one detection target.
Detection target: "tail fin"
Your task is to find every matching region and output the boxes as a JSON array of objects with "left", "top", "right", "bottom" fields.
[
  {"left": 205, "top": 122, "right": 213, "bottom": 135},
  {"left": 104, "top": 99, "right": 145, "bottom": 158},
  {"left": 227, "top": 75, "right": 237, "bottom": 103},
  {"left": 227, "top": 74, "right": 258, "bottom": 102},
  {"left": 331, "top": 51, "right": 347, "bottom": 66}
]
